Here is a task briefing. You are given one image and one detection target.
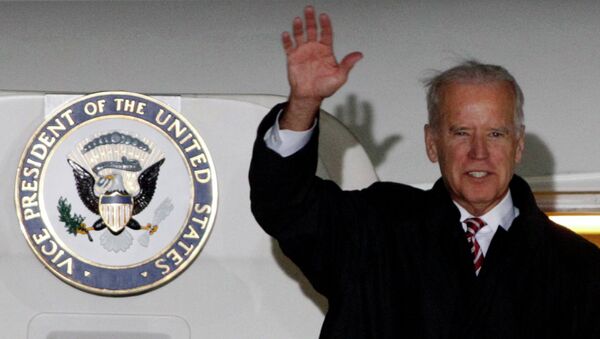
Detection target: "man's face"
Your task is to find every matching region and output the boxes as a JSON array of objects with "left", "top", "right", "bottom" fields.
[{"left": 425, "top": 81, "right": 525, "bottom": 216}]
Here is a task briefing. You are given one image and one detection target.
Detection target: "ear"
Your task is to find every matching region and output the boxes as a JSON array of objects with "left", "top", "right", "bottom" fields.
[
  {"left": 514, "top": 125, "right": 525, "bottom": 164},
  {"left": 424, "top": 124, "right": 439, "bottom": 163}
]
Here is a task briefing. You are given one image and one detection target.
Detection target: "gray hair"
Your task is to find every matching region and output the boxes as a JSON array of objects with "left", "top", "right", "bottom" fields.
[{"left": 423, "top": 60, "right": 524, "bottom": 135}]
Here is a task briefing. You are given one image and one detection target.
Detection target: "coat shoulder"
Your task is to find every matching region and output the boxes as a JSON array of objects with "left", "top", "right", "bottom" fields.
[{"left": 544, "top": 220, "right": 600, "bottom": 268}]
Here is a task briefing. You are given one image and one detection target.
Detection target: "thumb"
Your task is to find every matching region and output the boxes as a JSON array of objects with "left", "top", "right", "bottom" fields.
[{"left": 339, "top": 52, "right": 363, "bottom": 75}]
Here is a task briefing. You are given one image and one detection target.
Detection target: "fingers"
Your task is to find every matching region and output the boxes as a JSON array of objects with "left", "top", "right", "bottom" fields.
[
  {"left": 304, "top": 5, "right": 318, "bottom": 42},
  {"left": 319, "top": 13, "right": 333, "bottom": 46},
  {"left": 282, "top": 31, "right": 293, "bottom": 55},
  {"left": 281, "top": 6, "right": 329, "bottom": 53},
  {"left": 281, "top": 16, "right": 303, "bottom": 54},
  {"left": 292, "top": 16, "right": 304, "bottom": 46}
]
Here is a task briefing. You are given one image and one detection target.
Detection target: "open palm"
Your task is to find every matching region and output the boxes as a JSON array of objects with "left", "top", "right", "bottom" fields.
[{"left": 281, "top": 6, "right": 362, "bottom": 130}]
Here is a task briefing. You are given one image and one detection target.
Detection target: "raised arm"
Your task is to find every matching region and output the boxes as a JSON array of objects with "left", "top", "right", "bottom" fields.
[
  {"left": 250, "top": 7, "right": 367, "bottom": 296},
  {"left": 281, "top": 5, "right": 363, "bottom": 131}
]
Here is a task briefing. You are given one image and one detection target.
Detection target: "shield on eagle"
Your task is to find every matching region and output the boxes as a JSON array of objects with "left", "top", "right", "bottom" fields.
[{"left": 99, "top": 192, "right": 134, "bottom": 234}]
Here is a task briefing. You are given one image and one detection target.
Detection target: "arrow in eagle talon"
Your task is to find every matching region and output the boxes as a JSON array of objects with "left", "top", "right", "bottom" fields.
[
  {"left": 78, "top": 224, "right": 94, "bottom": 242},
  {"left": 143, "top": 223, "right": 159, "bottom": 235}
]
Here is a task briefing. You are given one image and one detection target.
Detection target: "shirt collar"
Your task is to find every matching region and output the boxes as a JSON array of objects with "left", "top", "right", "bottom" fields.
[{"left": 454, "top": 190, "right": 519, "bottom": 233}]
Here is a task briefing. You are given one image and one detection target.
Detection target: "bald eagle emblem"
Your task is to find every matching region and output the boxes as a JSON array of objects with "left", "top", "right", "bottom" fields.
[{"left": 58, "top": 131, "right": 168, "bottom": 252}]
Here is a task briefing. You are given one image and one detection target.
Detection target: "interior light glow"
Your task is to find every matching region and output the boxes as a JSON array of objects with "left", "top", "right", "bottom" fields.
[{"left": 548, "top": 215, "right": 600, "bottom": 234}]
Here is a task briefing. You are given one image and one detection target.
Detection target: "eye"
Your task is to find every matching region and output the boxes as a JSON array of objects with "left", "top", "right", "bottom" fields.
[
  {"left": 453, "top": 130, "right": 469, "bottom": 137},
  {"left": 490, "top": 131, "right": 505, "bottom": 138}
]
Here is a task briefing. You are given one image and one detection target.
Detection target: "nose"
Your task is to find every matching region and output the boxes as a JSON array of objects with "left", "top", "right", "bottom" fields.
[{"left": 468, "top": 135, "right": 489, "bottom": 159}]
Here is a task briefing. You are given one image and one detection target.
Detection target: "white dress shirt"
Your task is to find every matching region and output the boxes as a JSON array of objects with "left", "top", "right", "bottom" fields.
[
  {"left": 264, "top": 108, "right": 315, "bottom": 157},
  {"left": 454, "top": 193, "right": 519, "bottom": 256}
]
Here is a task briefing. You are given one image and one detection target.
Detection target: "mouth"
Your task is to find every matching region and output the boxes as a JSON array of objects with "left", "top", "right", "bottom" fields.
[{"left": 467, "top": 171, "right": 490, "bottom": 178}]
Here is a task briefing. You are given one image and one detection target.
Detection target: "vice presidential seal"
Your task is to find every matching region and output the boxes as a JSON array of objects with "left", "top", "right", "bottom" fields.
[{"left": 15, "top": 92, "right": 217, "bottom": 296}]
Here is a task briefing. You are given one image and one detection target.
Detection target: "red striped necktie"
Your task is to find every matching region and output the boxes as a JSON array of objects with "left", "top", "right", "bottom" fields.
[{"left": 464, "top": 217, "right": 486, "bottom": 275}]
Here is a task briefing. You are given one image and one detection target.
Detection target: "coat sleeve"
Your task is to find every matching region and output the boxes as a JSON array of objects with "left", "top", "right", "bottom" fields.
[{"left": 248, "top": 103, "right": 374, "bottom": 297}]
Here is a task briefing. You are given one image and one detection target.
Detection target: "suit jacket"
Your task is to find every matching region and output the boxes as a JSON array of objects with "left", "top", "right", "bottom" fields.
[{"left": 249, "top": 103, "right": 600, "bottom": 339}]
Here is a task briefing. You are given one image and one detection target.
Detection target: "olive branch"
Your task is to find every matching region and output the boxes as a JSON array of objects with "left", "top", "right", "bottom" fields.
[{"left": 57, "top": 197, "right": 93, "bottom": 242}]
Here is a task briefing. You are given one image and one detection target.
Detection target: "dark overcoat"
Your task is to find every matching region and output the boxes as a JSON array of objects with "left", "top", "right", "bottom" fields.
[{"left": 249, "top": 104, "right": 600, "bottom": 339}]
